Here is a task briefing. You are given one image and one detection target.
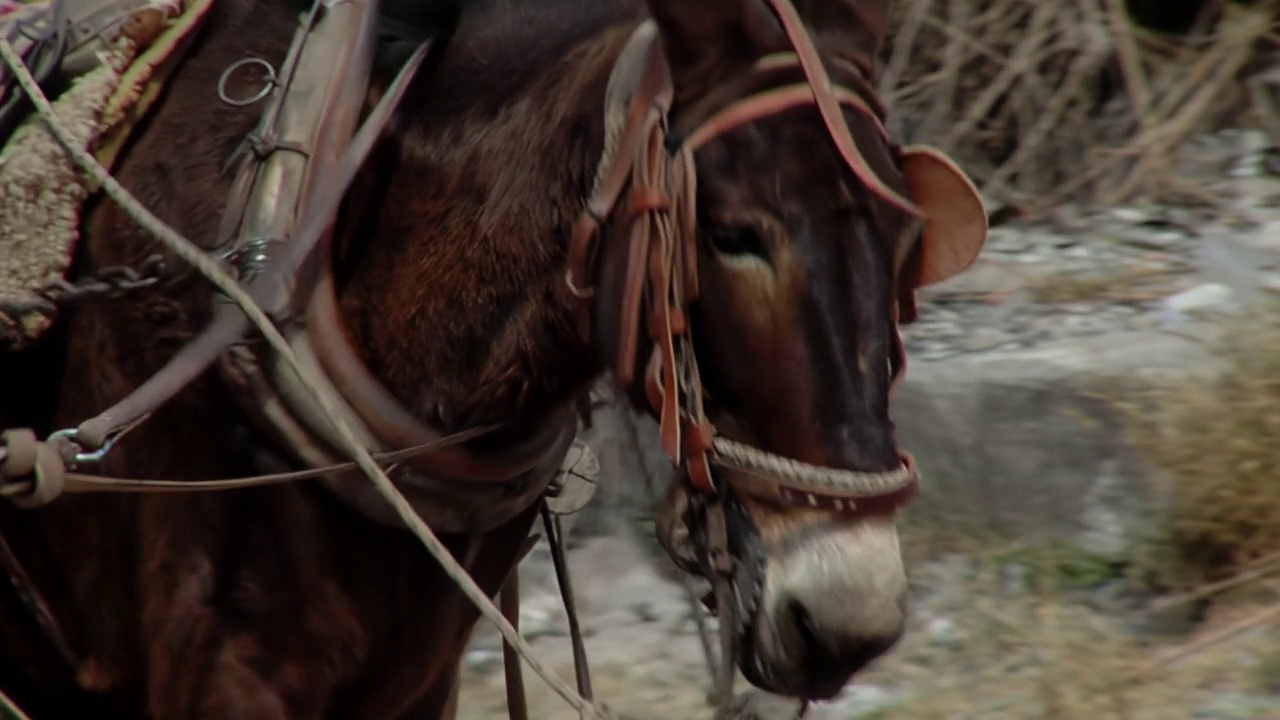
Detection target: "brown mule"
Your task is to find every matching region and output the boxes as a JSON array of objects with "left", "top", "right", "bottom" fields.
[{"left": 0, "top": 0, "right": 985, "bottom": 717}]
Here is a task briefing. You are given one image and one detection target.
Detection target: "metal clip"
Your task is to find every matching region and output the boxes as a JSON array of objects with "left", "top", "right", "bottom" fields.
[
  {"left": 46, "top": 428, "right": 115, "bottom": 465},
  {"left": 46, "top": 411, "right": 150, "bottom": 466}
]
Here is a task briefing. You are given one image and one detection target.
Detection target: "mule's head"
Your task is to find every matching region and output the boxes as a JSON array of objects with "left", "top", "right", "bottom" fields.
[{"left": 584, "top": 0, "right": 987, "bottom": 701}]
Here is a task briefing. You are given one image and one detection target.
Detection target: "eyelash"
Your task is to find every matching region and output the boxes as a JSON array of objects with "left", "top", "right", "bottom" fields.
[{"left": 704, "top": 224, "right": 769, "bottom": 259}]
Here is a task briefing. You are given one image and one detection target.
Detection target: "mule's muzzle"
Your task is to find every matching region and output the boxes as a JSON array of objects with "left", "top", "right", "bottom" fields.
[
  {"left": 652, "top": 464, "right": 909, "bottom": 700},
  {"left": 785, "top": 595, "right": 903, "bottom": 698},
  {"left": 740, "top": 595, "right": 906, "bottom": 699},
  {"left": 740, "top": 516, "right": 908, "bottom": 700}
]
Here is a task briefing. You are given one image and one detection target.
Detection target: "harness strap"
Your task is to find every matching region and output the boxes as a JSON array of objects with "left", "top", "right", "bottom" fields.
[
  {"left": 58, "top": 37, "right": 428, "bottom": 455},
  {"left": 0, "top": 425, "right": 496, "bottom": 499},
  {"left": 2, "top": 8, "right": 604, "bottom": 718},
  {"left": 500, "top": 571, "right": 529, "bottom": 720},
  {"left": 0, "top": 37, "right": 429, "bottom": 499},
  {"left": 0, "top": 0, "right": 66, "bottom": 141},
  {"left": 704, "top": 497, "right": 737, "bottom": 719},
  {"left": 541, "top": 504, "right": 595, "bottom": 707},
  {"left": 495, "top": 509, "right": 597, "bottom": 720}
]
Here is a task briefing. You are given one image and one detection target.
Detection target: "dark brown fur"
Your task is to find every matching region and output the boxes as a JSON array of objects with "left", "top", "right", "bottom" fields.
[{"left": 0, "top": 0, "right": 918, "bottom": 715}]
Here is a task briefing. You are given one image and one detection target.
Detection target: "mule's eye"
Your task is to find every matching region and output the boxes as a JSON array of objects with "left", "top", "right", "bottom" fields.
[{"left": 704, "top": 224, "right": 768, "bottom": 259}]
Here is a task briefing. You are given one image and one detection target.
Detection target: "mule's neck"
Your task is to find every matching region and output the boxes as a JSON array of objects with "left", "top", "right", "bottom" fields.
[{"left": 334, "top": 16, "right": 642, "bottom": 436}]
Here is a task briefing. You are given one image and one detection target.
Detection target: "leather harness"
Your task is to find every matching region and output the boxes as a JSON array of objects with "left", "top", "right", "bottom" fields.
[
  {"left": 1, "top": 0, "right": 586, "bottom": 716},
  {"left": 0, "top": 0, "right": 984, "bottom": 716}
]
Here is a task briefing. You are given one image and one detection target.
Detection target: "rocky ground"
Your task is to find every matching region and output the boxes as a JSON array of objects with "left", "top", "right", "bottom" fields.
[{"left": 451, "top": 129, "right": 1280, "bottom": 720}]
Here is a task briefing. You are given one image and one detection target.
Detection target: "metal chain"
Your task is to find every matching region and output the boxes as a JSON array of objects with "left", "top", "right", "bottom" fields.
[{"left": 0, "top": 254, "right": 169, "bottom": 321}]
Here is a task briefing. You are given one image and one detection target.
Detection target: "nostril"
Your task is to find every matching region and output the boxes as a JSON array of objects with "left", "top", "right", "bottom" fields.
[
  {"left": 785, "top": 597, "right": 901, "bottom": 700},
  {"left": 788, "top": 599, "right": 824, "bottom": 660}
]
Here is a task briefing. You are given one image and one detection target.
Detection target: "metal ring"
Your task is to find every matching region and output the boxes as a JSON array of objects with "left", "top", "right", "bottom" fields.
[{"left": 217, "top": 57, "right": 277, "bottom": 107}]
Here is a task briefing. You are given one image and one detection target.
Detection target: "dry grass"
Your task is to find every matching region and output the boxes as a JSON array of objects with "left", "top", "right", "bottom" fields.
[
  {"left": 856, "top": 571, "right": 1280, "bottom": 719},
  {"left": 882, "top": 0, "right": 1280, "bottom": 215},
  {"left": 1122, "top": 309, "right": 1280, "bottom": 593}
]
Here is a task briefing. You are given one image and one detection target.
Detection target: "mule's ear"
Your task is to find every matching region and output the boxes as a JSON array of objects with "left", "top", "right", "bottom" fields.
[
  {"left": 897, "top": 145, "right": 987, "bottom": 288},
  {"left": 645, "top": 0, "right": 782, "bottom": 84}
]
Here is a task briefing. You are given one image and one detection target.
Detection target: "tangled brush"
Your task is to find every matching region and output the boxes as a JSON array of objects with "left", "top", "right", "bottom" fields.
[
  {"left": 1121, "top": 307, "right": 1280, "bottom": 593},
  {"left": 880, "top": 0, "right": 1280, "bottom": 215}
]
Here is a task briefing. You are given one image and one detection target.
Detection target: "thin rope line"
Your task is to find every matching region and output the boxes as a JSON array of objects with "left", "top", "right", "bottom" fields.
[{"left": 0, "top": 684, "right": 34, "bottom": 720}]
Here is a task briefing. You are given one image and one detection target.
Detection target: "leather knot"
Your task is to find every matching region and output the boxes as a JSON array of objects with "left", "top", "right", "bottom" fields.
[
  {"left": 2, "top": 429, "right": 38, "bottom": 477},
  {"left": 2, "top": 429, "right": 68, "bottom": 509}
]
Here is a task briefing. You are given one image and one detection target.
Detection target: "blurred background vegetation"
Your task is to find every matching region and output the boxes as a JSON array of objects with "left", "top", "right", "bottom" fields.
[{"left": 854, "top": 0, "right": 1280, "bottom": 715}]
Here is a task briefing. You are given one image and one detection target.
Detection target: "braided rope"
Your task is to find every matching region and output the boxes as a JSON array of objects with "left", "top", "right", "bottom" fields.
[{"left": 711, "top": 437, "right": 916, "bottom": 496}]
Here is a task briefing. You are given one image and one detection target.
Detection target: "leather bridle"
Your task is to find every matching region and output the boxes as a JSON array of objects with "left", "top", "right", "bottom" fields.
[
  {"left": 568, "top": 1, "right": 921, "bottom": 519},
  {"left": 565, "top": 4, "right": 926, "bottom": 713}
]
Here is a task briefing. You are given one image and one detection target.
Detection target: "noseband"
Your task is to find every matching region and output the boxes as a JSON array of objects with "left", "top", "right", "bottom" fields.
[{"left": 567, "top": 1, "right": 921, "bottom": 518}]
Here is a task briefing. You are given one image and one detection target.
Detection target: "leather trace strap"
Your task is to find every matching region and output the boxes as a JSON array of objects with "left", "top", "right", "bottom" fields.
[
  {"left": 0, "top": 5, "right": 572, "bottom": 512},
  {"left": 0, "top": 424, "right": 497, "bottom": 501},
  {"left": 568, "top": 2, "right": 921, "bottom": 517},
  {"left": 0, "top": 35, "right": 431, "bottom": 504},
  {"left": 0, "top": 1, "right": 607, "bottom": 714}
]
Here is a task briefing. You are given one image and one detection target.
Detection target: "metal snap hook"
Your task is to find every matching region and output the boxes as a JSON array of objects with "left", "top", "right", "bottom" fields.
[{"left": 217, "top": 57, "right": 277, "bottom": 107}]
